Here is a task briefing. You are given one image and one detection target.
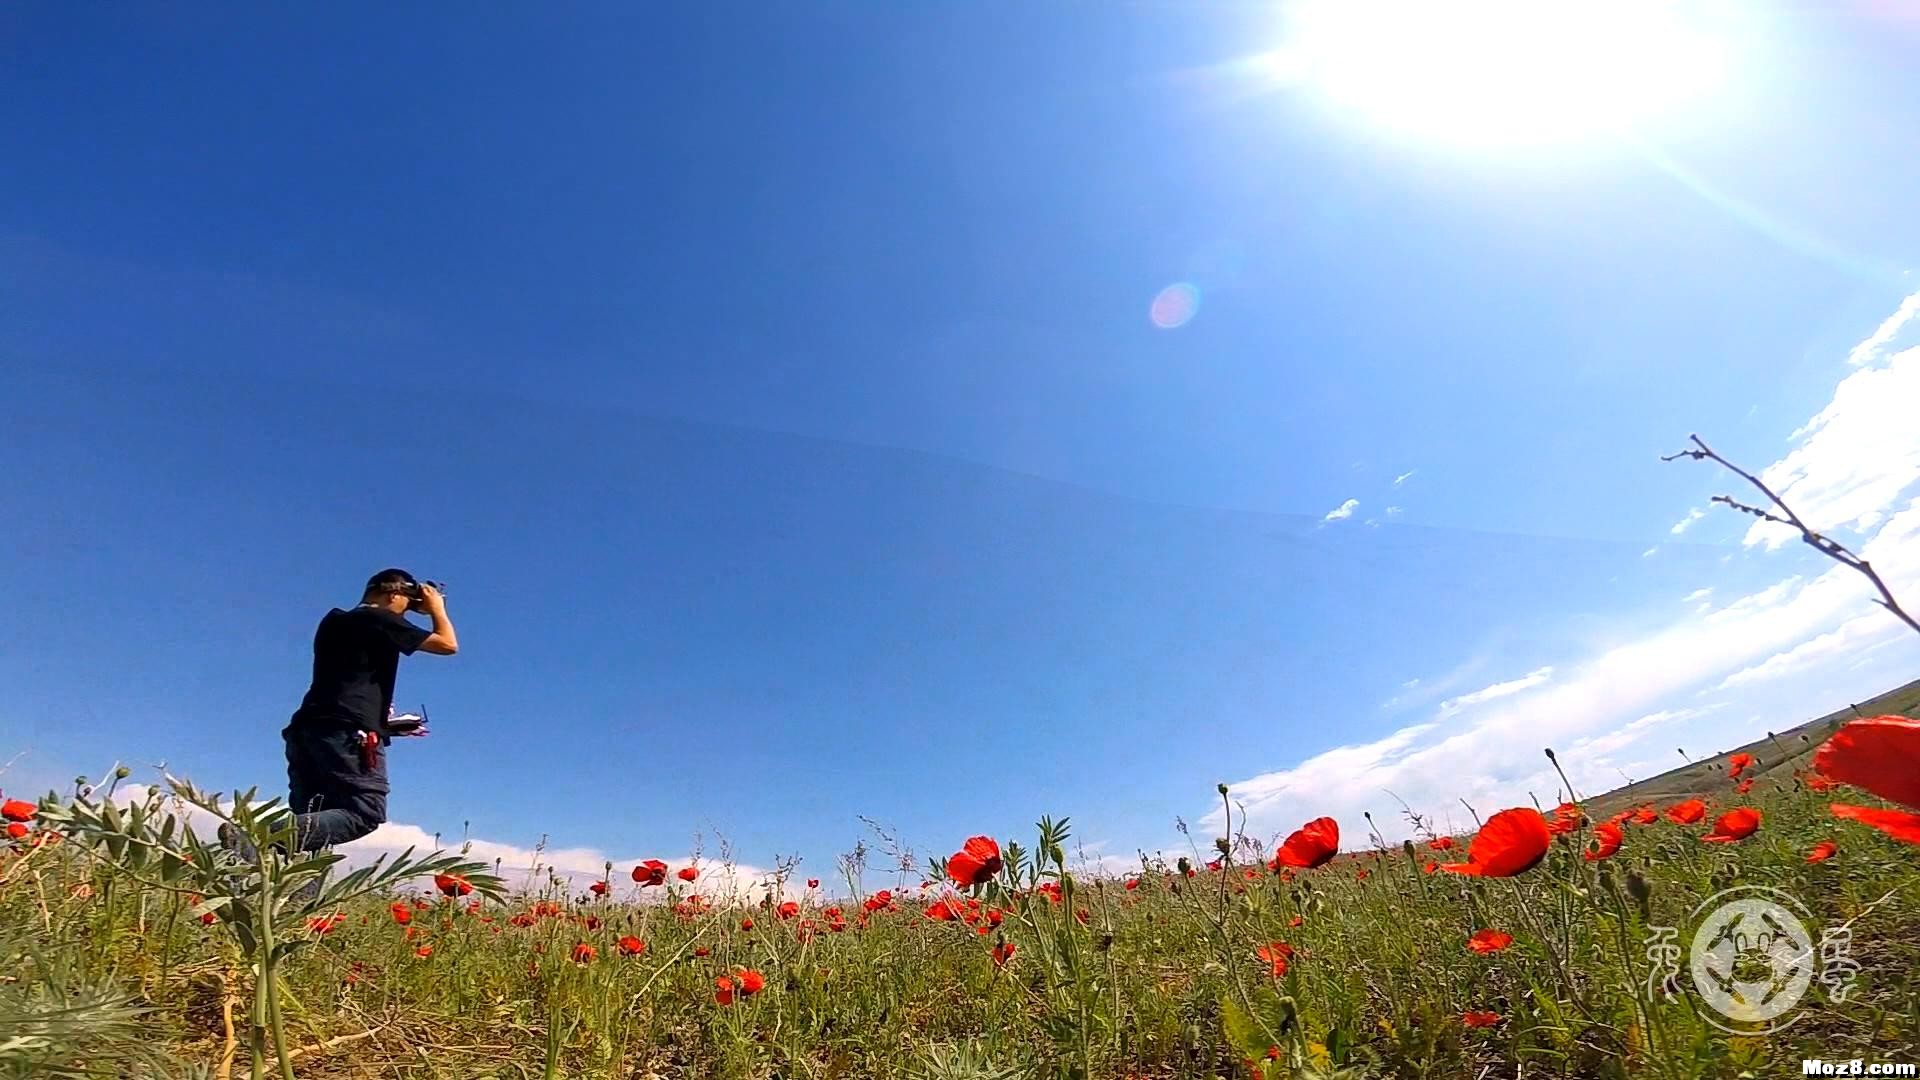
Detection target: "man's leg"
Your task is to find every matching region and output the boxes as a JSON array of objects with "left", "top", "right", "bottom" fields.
[
  {"left": 286, "top": 726, "right": 390, "bottom": 852},
  {"left": 290, "top": 787, "right": 387, "bottom": 852}
]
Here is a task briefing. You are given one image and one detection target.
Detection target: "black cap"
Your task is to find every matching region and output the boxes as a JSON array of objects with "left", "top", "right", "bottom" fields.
[{"left": 365, "top": 568, "right": 421, "bottom": 596}]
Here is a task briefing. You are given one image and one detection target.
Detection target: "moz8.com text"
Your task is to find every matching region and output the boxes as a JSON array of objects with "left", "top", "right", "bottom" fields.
[{"left": 1803, "top": 1062, "right": 1918, "bottom": 1077}]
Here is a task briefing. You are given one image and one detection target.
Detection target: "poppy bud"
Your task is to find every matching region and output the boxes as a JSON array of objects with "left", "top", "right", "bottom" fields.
[
  {"left": 114, "top": 766, "right": 131, "bottom": 779},
  {"left": 1401, "top": 839, "right": 1415, "bottom": 859},
  {"left": 1217, "top": 783, "right": 1230, "bottom": 796},
  {"left": 1543, "top": 747, "right": 1557, "bottom": 761},
  {"left": 1214, "top": 837, "right": 1230, "bottom": 856}
]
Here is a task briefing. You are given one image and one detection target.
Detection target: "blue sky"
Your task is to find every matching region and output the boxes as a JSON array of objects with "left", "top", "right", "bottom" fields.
[{"left": 5, "top": 4, "right": 1920, "bottom": 892}]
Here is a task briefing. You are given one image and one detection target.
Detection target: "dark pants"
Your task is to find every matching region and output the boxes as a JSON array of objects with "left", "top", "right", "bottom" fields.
[{"left": 283, "top": 722, "right": 389, "bottom": 852}]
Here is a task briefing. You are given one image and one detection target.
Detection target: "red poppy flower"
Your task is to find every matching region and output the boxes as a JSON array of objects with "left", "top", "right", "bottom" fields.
[
  {"left": 1255, "top": 942, "right": 1293, "bottom": 978},
  {"left": 806, "top": 878, "right": 819, "bottom": 889},
  {"left": 739, "top": 917, "right": 754, "bottom": 931},
  {"left": 581, "top": 915, "right": 601, "bottom": 931},
  {"left": 187, "top": 893, "right": 217, "bottom": 926},
  {"left": 1702, "top": 807, "right": 1761, "bottom": 843},
  {"left": 677, "top": 866, "right": 699, "bottom": 883},
  {"left": 925, "top": 900, "right": 960, "bottom": 921},
  {"left": 1817, "top": 717, "right": 1920, "bottom": 805},
  {"left": 589, "top": 881, "right": 608, "bottom": 897},
  {"left": 617, "top": 935, "right": 645, "bottom": 956},
  {"left": 947, "top": 836, "right": 1004, "bottom": 888},
  {"left": 307, "top": 912, "right": 345, "bottom": 934},
  {"left": 571, "top": 942, "right": 596, "bottom": 964},
  {"left": 1727, "top": 752, "right": 1754, "bottom": 780},
  {"left": 736, "top": 969, "right": 765, "bottom": 995},
  {"left": 1, "top": 799, "right": 35, "bottom": 823},
  {"left": 1271, "top": 817, "right": 1340, "bottom": 870},
  {"left": 1807, "top": 840, "right": 1837, "bottom": 863},
  {"left": 777, "top": 900, "right": 799, "bottom": 919},
  {"left": 863, "top": 889, "right": 893, "bottom": 913},
  {"left": 414, "top": 944, "right": 433, "bottom": 958},
  {"left": 1735, "top": 778, "right": 1755, "bottom": 795},
  {"left": 433, "top": 873, "right": 473, "bottom": 897},
  {"left": 1544, "top": 802, "right": 1584, "bottom": 836},
  {"left": 1829, "top": 803, "right": 1920, "bottom": 843},
  {"left": 5, "top": 823, "right": 27, "bottom": 840},
  {"left": 1427, "top": 836, "right": 1455, "bottom": 851},
  {"left": 1440, "top": 808, "right": 1550, "bottom": 877},
  {"left": 632, "top": 860, "right": 668, "bottom": 886},
  {"left": 1124, "top": 878, "right": 1140, "bottom": 891},
  {"left": 1584, "top": 823, "right": 1623, "bottom": 862},
  {"left": 991, "top": 941, "right": 1016, "bottom": 967},
  {"left": 390, "top": 902, "right": 412, "bottom": 926},
  {"left": 1288, "top": 915, "right": 1302, "bottom": 927},
  {"left": 1631, "top": 806, "right": 1658, "bottom": 825},
  {"left": 1805, "top": 774, "right": 1840, "bottom": 793},
  {"left": 1422, "top": 860, "right": 1438, "bottom": 874},
  {"left": 694, "top": 945, "right": 710, "bottom": 957},
  {"left": 1816, "top": 715, "right": 1920, "bottom": 843},
  {"left": 713, "top": 975, "right": 735, "bottom": 1005},
  {"left": 1074, "top": 907, "right": 1090, "bottom": 925},
  {"left": 1663, "top": 799, "right": 1707, "bottom": 825},
  {"left": 1467, "top": 929, "right": 1513, "bottom": 954},
  {"left": 1462, "top": 1011, "right": 1502, "bottom": 1028}
]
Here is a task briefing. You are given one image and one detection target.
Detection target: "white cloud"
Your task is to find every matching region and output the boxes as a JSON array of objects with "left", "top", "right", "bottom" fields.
[
  {"left": 1385, "top": 505, "right": 1404, "bottom": 517},
  {"left": 1321, "top": 498, "right": 1359, "bottom": 523},
  {"left": 1742, "top": 344, "right": 1920, "bottom": 549},
  {"left": 1436, "top": 666, "right": 1554, "bottom": 717},
  {"left": 1682, "top": 588, "right": 1713, "bottom": 605},
  {"left": 1848, "top": 289, "right": 1920, "bottom": 367},
  {"left": 1642, "top": 546, "right": 1660, "bottom": 558},
  {"left": 1206, "top": 293, "right": 1920, "bottom": 845},
  {"left": 1671, "top": 508, "right": 1705, "bottom": 535},
  {"left": 1714, "top": 610, "right": 1908, "bottom": 691},
  {"left": 1394, "top": 470, "right": 1416, "bottom": 487},
  {"left": 1569, "top": 705, "right": 1720, "bottom": 760},
  {"left": 1068, "top": 839, "right": 1147, "bottom": 879},
  {"left": 101, "top": 784, "right": 795, "bottom": 901}
]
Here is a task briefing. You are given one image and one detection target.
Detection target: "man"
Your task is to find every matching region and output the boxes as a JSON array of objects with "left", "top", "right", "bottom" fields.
[{"left": 277, "top": 569, "right": 458, "bottom": 851}]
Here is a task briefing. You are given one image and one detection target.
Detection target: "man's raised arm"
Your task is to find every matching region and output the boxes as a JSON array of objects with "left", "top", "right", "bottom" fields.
[{"left": 416, "top": 584, "right": 459, "bottom": 655}]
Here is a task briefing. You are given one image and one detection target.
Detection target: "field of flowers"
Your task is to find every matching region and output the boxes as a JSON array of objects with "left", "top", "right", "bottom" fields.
[{"left": 4, "top": 712, "right": 1920, "bottom": 1080}]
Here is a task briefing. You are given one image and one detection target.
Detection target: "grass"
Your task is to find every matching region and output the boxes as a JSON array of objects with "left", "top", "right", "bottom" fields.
[{"left": 5, "top": 691, "right": 1920, "bottom": 1079}]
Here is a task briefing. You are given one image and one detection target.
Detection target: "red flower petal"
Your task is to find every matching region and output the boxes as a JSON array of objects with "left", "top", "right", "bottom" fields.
[
  {"left": 1830, "top": 802, "right": 1920, "bottom": 844},
  {"left": 1816, "top": 716, "right": 1920, "bottom": 810},
  {"left": 1701, "top": 807, "right": 1761, "bottom": 843},
  {"left": 1272, "top": 817, "right": 1340, "bottom": 869},
  {"left": 1440, "top": 808, "right": 1549, "bottom": 877}
]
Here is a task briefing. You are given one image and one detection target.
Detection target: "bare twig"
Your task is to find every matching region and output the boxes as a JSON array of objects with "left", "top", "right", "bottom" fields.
[{"left": 1664, "top": 433, "right": 1920, "bottom": 637}]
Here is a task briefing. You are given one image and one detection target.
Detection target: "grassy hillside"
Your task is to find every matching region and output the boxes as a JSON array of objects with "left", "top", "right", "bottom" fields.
[{"left": 1580, "top": 676, "right": 1920, "bottom": 818}]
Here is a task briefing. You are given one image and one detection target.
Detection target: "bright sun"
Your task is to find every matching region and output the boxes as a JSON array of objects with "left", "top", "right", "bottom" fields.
[{"left": 1267, "top": 0, "right": 1734, "bottom": 148}]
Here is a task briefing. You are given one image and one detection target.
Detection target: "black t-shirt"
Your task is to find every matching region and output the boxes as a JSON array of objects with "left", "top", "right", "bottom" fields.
[{"left": 291, "top": 606, "right": 431, "bottom": 735}]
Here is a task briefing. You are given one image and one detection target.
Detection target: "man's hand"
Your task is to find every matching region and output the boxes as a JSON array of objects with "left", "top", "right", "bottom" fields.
[
  {"left": 415, "top": 585, "right": 459, "bottom": 655},
  {"left": 388, "top": 710, "right": 431, "bottom": 737}
]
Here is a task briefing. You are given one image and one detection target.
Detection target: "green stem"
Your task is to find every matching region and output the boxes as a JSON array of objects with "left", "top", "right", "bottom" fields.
[
  {"left": 250, "top": 952, "right": 268, "bottom": 1080},
  {"left": 267, "top": 954, "right": 295, "bottom": 1080}
]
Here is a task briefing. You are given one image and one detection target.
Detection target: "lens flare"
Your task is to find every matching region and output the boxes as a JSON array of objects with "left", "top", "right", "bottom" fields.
[{"left": 1150, "top": 283, "right": 1200, "bottom": 329}]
